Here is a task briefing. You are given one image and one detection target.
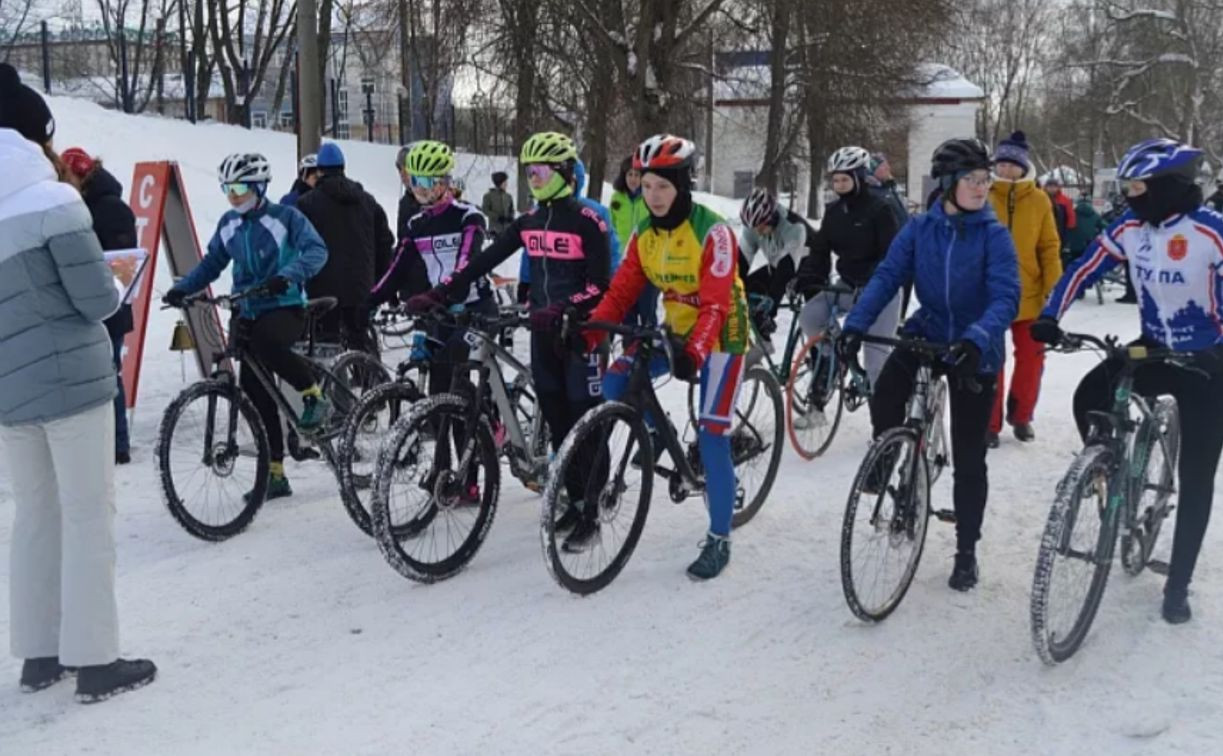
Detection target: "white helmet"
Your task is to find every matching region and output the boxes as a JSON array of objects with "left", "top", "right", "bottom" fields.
[
  {"left": 218, "top": 153, "right": 272, "bottom": 184},
  {"left": 740, "top": 187, "right": 778, "bottom": 228},
  {"left": 827, "top": 146, "right": 871, "bottom": 174},
  {"left": 298, "top": 153, "right": 318, "bottom": 174}
]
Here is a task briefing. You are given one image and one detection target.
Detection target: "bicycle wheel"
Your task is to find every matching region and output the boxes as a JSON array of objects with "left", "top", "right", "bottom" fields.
[
  {"left": 371, "top": 394, "right": 500, "bottom": 583},
  {"left": 329, "top": 350, "right": 392, "bottom": 423},
  {"left": 840, "top": 427, "right": 930, "bottom": 622},
  {"left": 157, "top": 380, "right": 270, "bottom": 541},
  {"left": 338, "top": 380, "right": 425, "bottom": 536},
  {"left": 541, "top": 402, "right": 653, "bottom": 595},
  {"left": 785, "top": 333, "right": 845, "bottom": 460},
  {"left": 1121, "top": 399, "right": 1180, "bottom": 576},
  {"left": 1030, "top": 445, "right": 1119, "bottom": 664},
  {"left": 729, "top": 366, "right": 784, "bottom": 528}
]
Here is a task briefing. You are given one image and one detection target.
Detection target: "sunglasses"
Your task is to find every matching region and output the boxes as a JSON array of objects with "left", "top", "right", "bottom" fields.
[
  {"left": 410, "top": 174, "right": 446, "bottom": 190},
  {"left": 526, "top": 164, "right": 556, "bottom": 181},
  {"left": 221, "top": 182, "right": 253, "bottom": 197}
]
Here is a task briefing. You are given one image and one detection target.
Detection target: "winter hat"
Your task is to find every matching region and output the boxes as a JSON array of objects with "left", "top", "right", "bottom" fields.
[
  {"left": 317, "top": 142, "right": 345, "bottom": 169},
  {"left": 492, "top": 171, "right": 508, "bottom": 187},
  {"left": 61, "top": 147, "right": 96, "bottom": 178},
  {"left": 995, "top": 131, "right": 1031, "bottom": 171},
  {"left": 0, "top": 63, "right": 55, "bottom": 144}
]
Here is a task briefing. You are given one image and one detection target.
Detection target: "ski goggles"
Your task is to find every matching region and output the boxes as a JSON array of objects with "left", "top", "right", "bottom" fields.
[
  {"left": 410, "top": 174, "right": 448, "bottom": 190},
  {"left": 222, "top": 182, "right": 253, "bottom": 197},
  {"left": 526, "top": 164, "right": 556, "bottom": 181}
]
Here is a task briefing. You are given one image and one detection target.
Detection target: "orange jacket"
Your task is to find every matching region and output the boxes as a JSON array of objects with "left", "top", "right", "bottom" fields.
[{"left": 989, "top": 178, "right": 1062, "bottom": 321}]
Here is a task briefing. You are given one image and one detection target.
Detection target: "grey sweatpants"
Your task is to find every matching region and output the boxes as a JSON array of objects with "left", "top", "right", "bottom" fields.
[
  {"left": 3, "top": 402, "right": 119, "bottom": 666},
  {"left": 799, "top": 289, "right": 902, "bottom": 384}
]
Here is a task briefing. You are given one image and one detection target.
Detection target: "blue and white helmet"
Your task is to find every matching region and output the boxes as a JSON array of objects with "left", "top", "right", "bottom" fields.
[{"left": 1116, "top": 138, "right": 1202, "bottom": 182}]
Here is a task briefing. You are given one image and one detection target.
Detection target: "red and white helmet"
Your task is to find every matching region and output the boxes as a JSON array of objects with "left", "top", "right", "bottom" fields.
[
  {"left": 634, "top": 134, "right": 697, "bottom": 172},
  {"left": 827, "top": 146, "right": 871, "bottom": 174},
  {"left": 740, "top": 187, "right": 778, "bottom": 228}
]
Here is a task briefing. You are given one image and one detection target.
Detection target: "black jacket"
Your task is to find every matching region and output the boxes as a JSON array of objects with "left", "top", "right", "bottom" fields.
[
  {"left": 798, "top": 188, "right": 900, "bottom": 288},
  {"left": 397, "top": 191, "right": 423, "bottom": 242},
  {"left": 297, "top": 174, "right": 394, "bottom": 307},
  {"left": 446, "top": 195, "right": 610, "bottom": 319},
  {"left": 869, "top": 179, "right": 909, "bottom": 231},
  {"left": 81, "top": 168, "right": 138, "bottom": 337}
]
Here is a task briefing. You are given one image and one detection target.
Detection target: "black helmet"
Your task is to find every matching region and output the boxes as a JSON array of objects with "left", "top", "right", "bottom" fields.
[{"left": 931, "top": 138, "right": 992, "bottom": 181}]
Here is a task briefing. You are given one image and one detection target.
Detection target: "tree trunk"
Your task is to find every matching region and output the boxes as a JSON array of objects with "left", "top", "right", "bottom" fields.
[{"left": 759, "top": 0, "right": 791, "bottom": 193}]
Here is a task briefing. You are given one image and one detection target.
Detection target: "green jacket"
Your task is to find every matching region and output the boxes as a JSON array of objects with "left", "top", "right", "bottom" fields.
[
  {"left": 481, "top": 187, "right": 515, "bottom": 236},
  {"left": 609, "top": 189, "right": 647, "bottom": 255},
  {"left": 1064, "top": 199, "right": 1106, "bottom": 258}
]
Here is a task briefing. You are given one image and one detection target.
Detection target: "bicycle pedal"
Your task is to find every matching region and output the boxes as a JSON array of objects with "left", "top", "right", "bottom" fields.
[
  {"left": 933, "top": 509, "right": 957, "bottom": 524},
  {"left": 1148, "top": 559, "right": 1170, "bottom": 576}
]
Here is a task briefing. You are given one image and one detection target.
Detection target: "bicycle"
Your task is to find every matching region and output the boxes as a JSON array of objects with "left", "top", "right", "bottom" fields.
[
  {"left": 1030, "top": 332, "right": 1182, "bottom": 664},
  {"left": 368, "top": 307, "right": 551, "bottom": 583},
  {"left": 839, "top": 334, "right": 965, "bottom": 622},
  {"left": 541, "top": 319, "right": 783, "bottom": 596},
  {"left": 157, "top": 290, "right": 389, "bottom": 541},
  {"left": 782, "top": 283, "right": 874, "bottom": 460}
]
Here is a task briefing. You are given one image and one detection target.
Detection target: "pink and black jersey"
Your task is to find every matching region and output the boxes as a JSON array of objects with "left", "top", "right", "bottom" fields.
[{"left": 369, "top": 196, "right": 488, "bottom": 308}]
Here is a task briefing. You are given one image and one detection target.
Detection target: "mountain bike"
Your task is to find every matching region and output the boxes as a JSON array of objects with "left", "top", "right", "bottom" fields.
[
  {"left": 368, "top": 307, "right": 550, "bottom": 583},
  {"left": 839, "top": 334, "right": 965, "bottom": 622},
  {"left": 541, "top": 320, "right": 783, "bottom": 596},
  {"left": 157, "top": 290, "right": 389, "bottom": 541},
  {"left": 1030, "top": 332, "right": 1182, "bottom": 664}
]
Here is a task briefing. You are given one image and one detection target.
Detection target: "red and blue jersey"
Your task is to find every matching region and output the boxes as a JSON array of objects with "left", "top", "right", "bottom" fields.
[{"left": 1044, "top": 207, "right": 1223, "bottom": 350}]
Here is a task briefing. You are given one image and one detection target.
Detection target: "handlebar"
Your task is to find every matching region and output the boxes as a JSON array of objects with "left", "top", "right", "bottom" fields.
[
  {"left": 163, "top": 287, "right": 266, "bottom": 311},
  {"left": 382, "top": 303, "right": 531, "bottom": 338},
  {"left": 851, "top": 333, "right": 982, "bottom": 393},
  {"left": 1056, "top": 331, "right": 1204, "bottom": 370}
]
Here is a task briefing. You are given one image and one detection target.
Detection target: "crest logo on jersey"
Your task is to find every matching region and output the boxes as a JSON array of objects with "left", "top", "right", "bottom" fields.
[{"left": 1168, "top": 234, "right": 1188, "bottom": 261}]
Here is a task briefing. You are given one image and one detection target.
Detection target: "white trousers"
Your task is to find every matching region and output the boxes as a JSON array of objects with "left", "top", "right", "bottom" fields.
[
  {"left": 799, "top": 289, "right": 902, "bottom": 385},
  {"left": 3, "top": 403, "right": 119, "bottom": 666}
]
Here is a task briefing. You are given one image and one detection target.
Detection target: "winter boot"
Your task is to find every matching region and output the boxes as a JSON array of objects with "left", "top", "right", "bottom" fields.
[
  {"left": 562, "top": 515, "right": 600, "bottom": 553},
  {"left": 75, "top": 658, "right": 157, "bottom": 704},
  {"left": 1163, "top": 588, "right": 1192, "bottom": 625},
  {"left": 20, "top": 657, "right": 74, "bottom": 693},
  {"left": 687, "top": 533, "right": 731, "bottom": 580},
  {"left": 948, "top": 552, "right": 979, "bottom": 591},
  {"left": 297, "top": 387, "right": 331, "bottom": 433},
  {"left": 1013, "top": 423, "right": 1036, "bottom": 443}
]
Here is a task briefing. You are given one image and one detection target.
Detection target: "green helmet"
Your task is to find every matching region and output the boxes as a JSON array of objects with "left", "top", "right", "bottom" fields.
[
  {"left": 405, "top": 140, "right": 455, "bottom": 177},
  {"left": 520, "top": 131, "right": 578, "bottom": 165}
]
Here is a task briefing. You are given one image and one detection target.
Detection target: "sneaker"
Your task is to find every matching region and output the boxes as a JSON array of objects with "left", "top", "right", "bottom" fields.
[
  {"left": 948, "top": 552, "right": 979, "bottom": 591},
  {"left": 1162, "top": 589, "right": 1192, "bottom": 624},
  {"left": 553, "top": 504, "right": 583, "bottom": 534},
  {"left": 1117, "top": 294, "right": 1139, "bottom": 304},
  {"left": 75, "top": 658, "right": 156, "bottom": 704},
  {"left": 792, "top": 408, "right": 827, "bottom": 431},
  {"left": 686, "top": 534, "right": 731, "bottom": 580},
  {"left": 562, "top": 516, "right": 600, "bottom": 553},
  {"left": 986, "top": 432, "right": 1000, "bottom": 449},
  {"left": 245, "top": 473, "right": 292, "bottom": 505},
  {"left": 20, "top": 657, "right": 74, "bottom": 693},
  {"left": 297, "top": 394, "right": 332, "bottom": 432},
  {"left": 1013, "top": 423, "right": 1035, "bottom": 443},
  {"left": 115, "top": 451, "right": 131, "bottom": 465}
]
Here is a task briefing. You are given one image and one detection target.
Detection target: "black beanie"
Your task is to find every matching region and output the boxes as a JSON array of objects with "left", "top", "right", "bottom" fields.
[
  {"left": 642, "top": 164, "right": 693, "bottom": 194},
  {"left": 0, "top": 64, "right": 55, "bottom": 144},
  {"left": 492, "top": 171, "right": 508, "bottom": 186}
]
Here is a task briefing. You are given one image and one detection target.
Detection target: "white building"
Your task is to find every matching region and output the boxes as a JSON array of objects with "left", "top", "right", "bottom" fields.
[{"left": 904, "top": 64, "right": 986, "bottom": 206}]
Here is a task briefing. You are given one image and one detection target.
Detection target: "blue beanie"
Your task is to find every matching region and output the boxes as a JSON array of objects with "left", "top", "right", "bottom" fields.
[
  {"left": 574, "top": 158, "right": 587, "bottom": 195},
  {"left": 995, "top": 131, "right": 1030, "bottom": 171},
  {"left": 317, "top": 142, "right": 345, "bottom": 169}
]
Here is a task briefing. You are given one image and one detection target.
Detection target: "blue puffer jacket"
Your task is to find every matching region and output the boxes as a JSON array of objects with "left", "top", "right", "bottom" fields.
[
  {"left": 175, "top": 199, "right": 329, "bottom": 319},
  {"left": 845, "top": 200, "right": 1020, "bottom": 374}
]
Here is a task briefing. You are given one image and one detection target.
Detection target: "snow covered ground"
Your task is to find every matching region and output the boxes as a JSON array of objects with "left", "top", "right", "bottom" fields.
[{"left": 3, "top": 97, "right": 1223, "bottom": 755}]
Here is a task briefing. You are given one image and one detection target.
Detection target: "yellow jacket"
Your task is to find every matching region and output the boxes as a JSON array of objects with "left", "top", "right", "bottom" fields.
[{"left": 989, "top": 178, "right": 1062, "bottom": 321}]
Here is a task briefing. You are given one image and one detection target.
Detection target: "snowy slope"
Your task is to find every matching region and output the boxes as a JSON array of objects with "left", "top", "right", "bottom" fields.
[{"left": 2, "top": 100, "right": 1222, "bottom": 755}]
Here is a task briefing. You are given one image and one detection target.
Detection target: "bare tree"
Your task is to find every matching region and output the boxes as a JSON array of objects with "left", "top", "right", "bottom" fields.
[
  {"left": 1, "top": 0, "right": 37, "bottom": 60},
  {"left": 91, "top": 0, "right": 179, "bottom": 113},
  {"left": 207, "top": 0, "right": 297, "bottom": 125}
]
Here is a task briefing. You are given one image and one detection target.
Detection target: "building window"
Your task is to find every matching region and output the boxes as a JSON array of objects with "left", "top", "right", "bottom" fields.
[
  {"left": 279, "top": 111, "right": 294, "bottom": 129},
  {"left": 252, "top": 111, "right": 268, "bottom": 129},
  {"left": 733, "top": 171, "right": 755, "bottom": 199},
  {"left": 337, "top": 90, "right": 349, "bottom": 119},
  {"left": 337, "top": 123, "right": 350, "bottom": 139}
]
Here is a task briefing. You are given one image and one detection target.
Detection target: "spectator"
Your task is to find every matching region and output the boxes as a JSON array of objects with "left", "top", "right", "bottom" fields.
[
  {"left": 1043, "top": 175, "right": 1077, "bottom": 249},
  {"left": 279, "top": 154, "right": 318, "bottom": 208},
  {"left": 297, "top": 142, "right": 394, "bottom": 351},
  {"left": 481, "top": 170, "right": 515, "bottom": 239},
  {"left": 1207, "top": 179, "right": 1223, "bottom": 213},
  {"left": 0, "top": 62, "right": 156, "bottom": 703},
  {"left": 610, "top": 155, "right": 659, "bottom": 326},
  {"left": 866, "top": 152, "right": 909, "bottom": 230},
  {"left": 61, "top": 147, "right": 140, "bottom": 465}
]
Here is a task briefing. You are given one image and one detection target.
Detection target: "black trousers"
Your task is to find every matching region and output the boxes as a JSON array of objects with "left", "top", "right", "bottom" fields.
[
  {"left": 237, "top": 309, "right": 314, "bottom": 462},
  {"left": 531, "top": 331, "right": 604, "bottom": 504},
  {"left": 1073, "top": 355, "right": 1223, "bottom": 594},
  {"left": 869, "top": 349, "right": 998, "bottom": 554},
  {"left": 317, "top": 305, "right": 374, "bottom": 353}
]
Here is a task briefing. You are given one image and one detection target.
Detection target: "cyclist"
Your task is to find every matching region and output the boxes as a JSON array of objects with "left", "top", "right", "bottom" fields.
[
  {"left": 1031, "top": 138, "right": 1223, "bottom": 624},
  {"left": 737, "top": 187, "right": 811, "bottom": 338},
  {"left": 838, "top": 138, "right": 1020, "bottom": 592},
  {"left": 580, "top": 134, "right": 750, "bottom": 580},
  {"left": 611, "top": 155, "right": 660, "bottom": 326},
  {"left": 279, "top": 153, "right": 317, "bottom": 208},
  {"left": 163, "top": 153, "right": 330, "bottom": 500},
  {"left": 405, "top": 131, "right": 611, "bottom": 532}
]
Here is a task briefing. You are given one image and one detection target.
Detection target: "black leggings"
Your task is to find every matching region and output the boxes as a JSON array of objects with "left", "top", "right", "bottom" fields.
[
  {"left": 869, "top": 349, "right": 998, "bottom": 554},
  {"left": 238, "top": 309, "right": 314, "bottom": 462},
  {"left": 531, "top": 331, "right": 604, "bottom": 504},
  {"left": 1073, "top": 356, "right": 1223, "bottom": 594}
]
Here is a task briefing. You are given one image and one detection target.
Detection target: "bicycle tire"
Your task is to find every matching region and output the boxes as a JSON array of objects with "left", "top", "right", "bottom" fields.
[
  {"left": 840, "top": 427, "right": 930, "bottom": 622},
  {"left": 540, "top": 401, "right": 653, "bottom": 596},
  {"left": 157, "top": 380, "right": 270, "bottom": 541},
  {"left": 1030, "top": 445, "right": 1118, "bottom": 665},
  {"left": 729, "top": 366, "right": 784, "bottom": 528},
  {"left": 338, "top": 381, "right": 425, "bottom": 536},
  {"left": 370, "top": 393, "right": 500, "bottom": 583},
  {"left": 785, "top": 332, "right": 845, "bottom": 460}
]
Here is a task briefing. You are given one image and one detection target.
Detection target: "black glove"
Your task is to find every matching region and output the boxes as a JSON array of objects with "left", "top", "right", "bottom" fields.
[
  {"left": 529, "top": 302, "right": 569, "bottom": 332},
  {"left": 162, "top": 288, "right": 187, "bottom": 308},
  {"left": 265, "top": 276, "right": 291, "bottom": 296},
  {"left": 516, "top": 282, "right": 531, "bottom": 305},
  {"left": 1029, "top": 317, "right": 1063, "bottom": 345},
  {"left": 948, "top": 339, "right": 982, "bottom": 385},
  {"left": 836, "top": 329, "right": 863, "bottom": 365},
  {"left": 405, "top": 286, "right": 449, "bottom": 315},
  {"left": 669, "top": 336, "right": 700, "bottom": 383}
]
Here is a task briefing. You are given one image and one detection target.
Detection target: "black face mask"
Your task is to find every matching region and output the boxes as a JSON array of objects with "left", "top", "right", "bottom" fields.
[
  {"left": 650, "top": 189, "right": 693, "bottom": 231},
  {"left": 1125, "top": 175, "right": 1203, "bottom": 225}
]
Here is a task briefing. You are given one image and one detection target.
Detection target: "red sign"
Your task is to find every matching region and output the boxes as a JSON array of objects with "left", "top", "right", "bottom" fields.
[{"left": 1168, "top": 234, "right": 1188, "bottom": 262}]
